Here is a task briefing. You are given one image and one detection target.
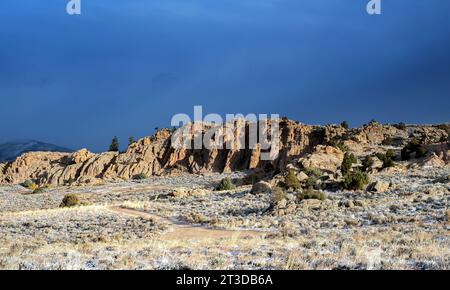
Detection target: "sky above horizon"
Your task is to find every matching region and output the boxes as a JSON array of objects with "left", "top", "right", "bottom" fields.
[{"left": 0, "top": 0, "right": 449, "bottom": 152}]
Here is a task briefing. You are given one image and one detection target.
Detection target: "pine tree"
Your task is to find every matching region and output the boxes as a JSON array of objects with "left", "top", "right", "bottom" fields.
[
  {"left": 340, "top": 121, "right": 349, "bottom": 129},
  {"left": 128, "top": 136, "right": 136, "bottom": 146},
  {"left": 109, "top": 136, "right": 119, "bottom": 152}
]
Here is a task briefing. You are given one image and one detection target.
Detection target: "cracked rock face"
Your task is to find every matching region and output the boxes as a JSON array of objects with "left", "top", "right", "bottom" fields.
[
  {"left": 0, "top": 120, "right": 448, "bottom": 186},
  {"left": 0, "top": 121, "right": 322, "bottom": 186}
]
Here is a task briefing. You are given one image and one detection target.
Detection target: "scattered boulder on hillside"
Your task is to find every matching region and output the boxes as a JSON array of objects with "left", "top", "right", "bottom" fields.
[
  {"left": 298, "top": 145, "right": 344, "bottom": 173},
  {"left": 426, "top": 143, "right": 449, "bottom": 164},
  {"left": 417, "top": 153, "right": 446, "bottom": 168},
  {"left": 370, "top": 156, "right": 384, "bottom": 170},
  {"left": 341, "top": 140, "right": 365, "bottom": 155},
  {"left": 271, "top": 194, "right": 297, "bottom": 216},
  {"left": 351, "top": 123, "right": 408, "bottom": 145},
  {"left": 369, "top": 181, "right": 390, "bottom": 193}
]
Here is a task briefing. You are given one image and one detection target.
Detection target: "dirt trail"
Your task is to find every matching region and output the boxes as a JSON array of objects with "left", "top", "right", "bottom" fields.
[
  {"left": 101, "top": 184, "right": 172, "bottom": 195},
  {"left": 107, "top": 206, "right": 268, "bottom": 240}
]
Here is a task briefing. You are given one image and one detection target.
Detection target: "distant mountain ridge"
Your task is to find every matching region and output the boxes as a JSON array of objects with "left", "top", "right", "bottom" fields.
[{"left": 0, "top": 140, "right": 73, "bottom": 162}]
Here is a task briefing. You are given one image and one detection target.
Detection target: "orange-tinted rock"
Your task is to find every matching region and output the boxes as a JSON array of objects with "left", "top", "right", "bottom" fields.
[{"left": 0, "top": 120, "right": 447, "bottom": 186}]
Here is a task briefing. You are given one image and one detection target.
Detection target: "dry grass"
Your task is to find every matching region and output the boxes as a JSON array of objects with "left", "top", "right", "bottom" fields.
[{"left": 0, "top": 170, "right": 449, "bottom": 269}]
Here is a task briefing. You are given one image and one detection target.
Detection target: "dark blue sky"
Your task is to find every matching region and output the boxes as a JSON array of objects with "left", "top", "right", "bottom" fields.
[{"left": 1, "top": 0, "right": 449, "bottom": 152}]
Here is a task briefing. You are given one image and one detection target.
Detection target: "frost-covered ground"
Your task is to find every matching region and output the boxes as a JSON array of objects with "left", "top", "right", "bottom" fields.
[{"left": 0, "top": 169, "right": 448, "bottom": 270}]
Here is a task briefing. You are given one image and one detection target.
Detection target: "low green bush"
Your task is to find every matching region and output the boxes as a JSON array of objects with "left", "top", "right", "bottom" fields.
[
  {"left": 216, "top": 177, "right": 235, "bottom": 191},
  {"left": 64, "top": 178, "right": 76, "bottom": 186},
  {"left": 376, "top": 149, "right": 396, "bottom": 168},
  {"left": 336, "top": 142, "right": 349, "bottom": 152},
  {"left": 302, "top": 167, "right": 323, "bottom": 178},
  {"left": 401, "top": 139, "right": 428, "bottom": 160},
  {"left": 21, "top": 180, "right": 34, "bottom": 188},
  {"left": 305, "top": 176, "right": 318, "bottom": 188},
  {"left": 272, "top": 187, "right": 287, "bottom": 203},
  {"left": 385, "top": 149, "right": 396, "bottom": 159},
  {"left": 341, "top": 152, "right": 357, "bottom": 175},
  {"left": 297, "top": 188, "right": 327, "bottom": 201},
  {"left": 133, "top": 173, "right": 148, "bottom": 180},
  {"left": 328, "top": 139, "right": 348, "bottom": 152},
  {"left": 362, "top": 155, "right": 374, "bottom": 171},
  {"left": 60, "top": 194, "right": 81, "bottom": 208},
  {"left": 32, "top": 187, "right": 45, "bottom": 194},
  {"left": 394, "top": 122, "right": 406, "bottom": 130},
  {"left": 415, "top": 146, "right": 428, "bottom": 158},
  {"left": 284, "top": 170, "right": 301, "bottom": 190},
  {"left": 342, "top": 169, "right": 370, "bottom": 190}
]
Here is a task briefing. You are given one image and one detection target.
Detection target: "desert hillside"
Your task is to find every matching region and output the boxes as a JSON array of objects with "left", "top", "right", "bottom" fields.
[{"left": 0, "top": 120, "right": 448, "bottom": 270}]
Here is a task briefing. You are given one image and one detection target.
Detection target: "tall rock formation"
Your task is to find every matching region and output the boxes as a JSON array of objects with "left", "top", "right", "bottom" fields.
[{"left": 0, "top": 120, "right": 448, "bottom": 186}]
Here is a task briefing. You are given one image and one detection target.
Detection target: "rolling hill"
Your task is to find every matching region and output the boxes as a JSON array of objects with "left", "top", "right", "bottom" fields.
[{"left": 0, "top": 140, "right": 73, "bottom": 162}]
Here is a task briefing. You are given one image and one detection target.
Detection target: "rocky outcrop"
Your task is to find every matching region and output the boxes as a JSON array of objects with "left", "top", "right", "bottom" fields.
[
  {"left": 0, "top": 163, "right": 6, "bottom": 173},
  {"left": 0, "top": 152, "right": 70, "bottom": 185},
  {"left": 323, "top": 125, "right": 348, "bottom": 144},
  {"left": 0, "top": 120, "right": 323, "bottom": 186},
  {"left": 426, "top": 143, "right": 450, "bottom": 164},
  {"left": 344, "top": 123, "right": 447, "bottom": 147},
  {"left": 72, "top": 148, "right": 96, "bottom": 164},
  {"left": 0, "top": 150, "right": 120, "bottom": 186},
  {"left": 417, "top": 153, "right": 446, "bottom": 168},
  {"left": 351, "top": 123, "right": 408, "bottom": 145},
  {"left": 408, "top": 126, "right": 448, "bottom": 144},
  {"left": 297, "top": 145, "right": 344, "bottom": 173},
  {"left": 366, "top": 156, "right": 384, "bottom": 172},
  {"left": 0, "top": 120, "right": 447, "bottom": 186}
]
